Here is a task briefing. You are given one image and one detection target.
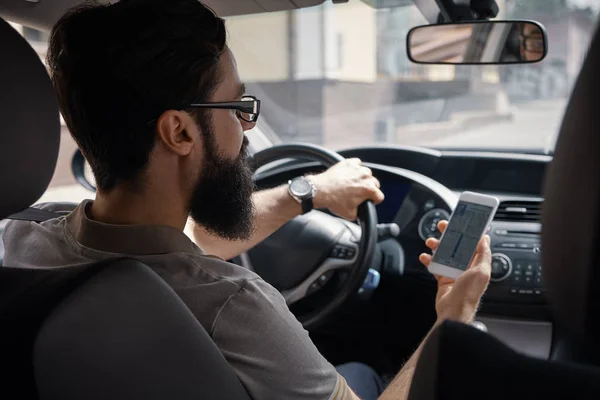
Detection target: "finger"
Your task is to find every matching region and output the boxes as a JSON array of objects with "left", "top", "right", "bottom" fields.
[
  {"left": 425, "top": 237, "right": 440, "bottom": 250},
  {"left": 464, "top": 236, "right": 492, "bottom": 285},
  {"left": 419, "top": 253, "right": 432, "bottom": 267},
  {"left": 346, "top": 158, "right": 362, "bottom": 165},
  {"left": 370, "top": 188, "right": 385, "bottom": 204},
  {"left": 420, "top": 253, "right": 442, "bottom": 282},
  {"left": 360, "top": 166, "right": 373, "bottom": 177},
  {"left": 472, "top": 235, "right": 491, "bottom": 259},
  {"left": 360, "top": 184, "right": 385, "bottom": 204},
  {"left": 475, "top": 235, "right": 492, "bottom": 269},
  {"left": 437, "top": 220, "right": 448, "bottom": 233},
  {"left": 371, "top": 176, "right": 381, "bottom": 189}
]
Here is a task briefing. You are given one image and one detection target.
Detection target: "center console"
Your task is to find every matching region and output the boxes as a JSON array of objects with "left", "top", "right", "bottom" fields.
[
  {"left": 484, "top": 221, "right": 544, "bottom": 303},
  {"left": 477, "top": 220, "right": 551, "bottom": 358}
]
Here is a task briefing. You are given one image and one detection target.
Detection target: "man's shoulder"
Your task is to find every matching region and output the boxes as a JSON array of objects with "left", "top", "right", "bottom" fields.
[
  {"left": 162, "top": 251, "right": 260, "bottom": 286},
  {"left": 31, "top": 201, "right": 80, "bottom": 215},
  {"left": 4, "top": 201, "right": 79, "bottom": 233},
  {"left": 3, "top": 201, "right": 79, "bottom": 245}
]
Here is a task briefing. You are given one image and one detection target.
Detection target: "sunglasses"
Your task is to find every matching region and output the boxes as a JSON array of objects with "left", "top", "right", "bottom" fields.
[{"left": 189, "top": 95, "right": 261, "bottom": 123}]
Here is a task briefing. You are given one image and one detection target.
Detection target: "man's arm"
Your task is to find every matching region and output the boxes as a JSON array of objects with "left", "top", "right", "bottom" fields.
[
  {"left": 376, "top": 324, "right": 435, "bottom": 400},
  {"left": 188, "top": 158, "right": 384, "bottom": 260},
  {"left": 376, "top": 220, "right": 492, "bottom": 400}
]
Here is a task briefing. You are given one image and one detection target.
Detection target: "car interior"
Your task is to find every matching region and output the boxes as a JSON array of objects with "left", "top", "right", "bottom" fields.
[{"left": 1, "top": 0, "right": 599, "bottom": 398}]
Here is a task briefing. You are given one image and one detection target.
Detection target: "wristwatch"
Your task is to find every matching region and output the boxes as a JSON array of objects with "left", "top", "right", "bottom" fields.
[{"left": 288, "top": 176, "right": 316, "bottom": 214}]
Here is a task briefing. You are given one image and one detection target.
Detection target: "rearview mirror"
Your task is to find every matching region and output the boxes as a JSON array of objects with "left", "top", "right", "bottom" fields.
[{"left": 407, "top": 20, "right": 547, "bottom": 65}]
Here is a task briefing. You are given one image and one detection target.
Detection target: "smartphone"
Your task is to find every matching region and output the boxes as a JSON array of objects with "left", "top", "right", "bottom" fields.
[{"left": 428, "top": 191, "right": 499, "bottom": 279}]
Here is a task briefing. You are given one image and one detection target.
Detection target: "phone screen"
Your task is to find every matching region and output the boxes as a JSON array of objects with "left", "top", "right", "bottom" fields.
[{"left": 432, "top": 201, "right": 493, "bottom": 271}]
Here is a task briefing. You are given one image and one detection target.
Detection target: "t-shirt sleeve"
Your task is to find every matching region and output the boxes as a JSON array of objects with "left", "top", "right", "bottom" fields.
[{"left": 210, "top": 278, "right": 353, "bottom": 400}]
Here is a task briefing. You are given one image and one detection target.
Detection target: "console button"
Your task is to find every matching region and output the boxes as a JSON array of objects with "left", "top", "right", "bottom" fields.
[
  {"left": 525, "top": 263, "right": 535, "bottom": 272},
  {"left": 514, "top": 261, "right": 524, "bottom": 271},
  {"left": 330, "top": 245, "right": 356, "bottom": 260},
  {"left": 490, "top": 254, "right": 512, "bottom": 282},
  {"left": 535, "top": 262, "right": 542, "bottom": 272},
  {"left": 500, "top": 242, "right": 517, "bottom": 248}
]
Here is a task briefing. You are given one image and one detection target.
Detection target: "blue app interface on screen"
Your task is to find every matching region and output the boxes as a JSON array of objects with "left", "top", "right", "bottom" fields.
[{"left": 432, "top": 201, "right": 493, "bottom": 271}]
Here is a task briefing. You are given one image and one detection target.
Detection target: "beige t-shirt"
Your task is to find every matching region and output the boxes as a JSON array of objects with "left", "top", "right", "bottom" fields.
[{"left": 2, "top": 200, "right": 352, "bottom": 400}]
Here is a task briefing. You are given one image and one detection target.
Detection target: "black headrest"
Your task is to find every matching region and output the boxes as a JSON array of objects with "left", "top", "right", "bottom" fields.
[
  {"left": 0, "top": 18, "right": 60, "bottom": 219},
  {"left": 541, "top": 23, "right": 600, "bottom": 347},
  {"left": 408, "top": 321, "right": 600, "bottom": 400}
]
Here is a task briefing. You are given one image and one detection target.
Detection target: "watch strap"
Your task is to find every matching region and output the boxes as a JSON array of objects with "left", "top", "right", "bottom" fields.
[{"left": 301, "top": 197, "right": 314, "bottom": 214}]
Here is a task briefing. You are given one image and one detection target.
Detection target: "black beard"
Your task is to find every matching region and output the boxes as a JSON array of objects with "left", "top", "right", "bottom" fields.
[{"left": 188, "top": 122, "right": 256, "bottom": 242}]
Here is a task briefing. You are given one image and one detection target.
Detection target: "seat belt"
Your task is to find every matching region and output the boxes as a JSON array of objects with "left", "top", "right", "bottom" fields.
[{"left": 7, "top": 207, "right": 63, "bottom": 222}]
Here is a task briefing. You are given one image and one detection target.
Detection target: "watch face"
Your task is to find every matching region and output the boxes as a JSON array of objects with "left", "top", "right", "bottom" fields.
[{"left": 290, "top": 179, "right": 312, "bottom": 197}]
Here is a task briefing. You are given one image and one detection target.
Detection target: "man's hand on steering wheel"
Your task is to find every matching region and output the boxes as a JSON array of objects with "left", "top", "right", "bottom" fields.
[{"left": 310, "top": 158, "right": 385, "bottom": 220}]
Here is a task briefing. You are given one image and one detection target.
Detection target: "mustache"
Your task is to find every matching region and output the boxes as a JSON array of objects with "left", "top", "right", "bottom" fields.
[
  {"left": 238, "top": 136, "right": 250, "bottom": 160},
  {"left": 241, "top": 135, "right": 249, "bottom": 152},
  {"left": 238, "top": 136, "right": 258, "bottom": 173}
]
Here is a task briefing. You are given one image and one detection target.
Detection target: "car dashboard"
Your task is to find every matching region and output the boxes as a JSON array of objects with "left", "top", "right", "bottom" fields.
[{"left": 253, "top": 145, "right": 552, "bottom": 359}]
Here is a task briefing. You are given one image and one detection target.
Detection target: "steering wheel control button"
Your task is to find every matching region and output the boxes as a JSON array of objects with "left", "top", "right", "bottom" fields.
[
  {"left": 330, "top": 244, "right": 356, "bottom": 260},
  {"left": 490, "top": 253, "right": 512, "bottom": 282},
  {"left": 307, "top": 271, "right": 335, "bottom": 296},
  {"left": 418, "top": 208, "right": 450, "bottom": 240},
  {"left": 307, "top": 282, "right": 320, "bottom": 295}
]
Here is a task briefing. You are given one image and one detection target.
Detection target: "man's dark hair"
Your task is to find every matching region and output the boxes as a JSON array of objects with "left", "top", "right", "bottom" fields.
[{"left": 47, "top": 0, "right": 227, "bottom": 192}]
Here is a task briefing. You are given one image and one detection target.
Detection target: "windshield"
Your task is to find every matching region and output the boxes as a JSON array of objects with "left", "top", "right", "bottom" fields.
[
  {"left": 226, "top": 0, "right": 599, "bottom": 154},
  {"left": 9, "top": 0, "right": 599, "bottom": 204}
]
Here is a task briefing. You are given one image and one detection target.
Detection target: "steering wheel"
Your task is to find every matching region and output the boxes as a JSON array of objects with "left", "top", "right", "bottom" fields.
[{"left": 247, "top": 143, "right": 378, "bottom": 330}]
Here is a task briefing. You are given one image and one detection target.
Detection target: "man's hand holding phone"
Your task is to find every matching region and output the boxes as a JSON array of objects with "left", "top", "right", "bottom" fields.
[{"left": 419, "top": 220, "right": 492, "bottom": 324}]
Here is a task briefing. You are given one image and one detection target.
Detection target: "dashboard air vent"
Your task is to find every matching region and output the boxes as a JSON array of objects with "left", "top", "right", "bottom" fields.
[{"left": 495, "top": 200, "right": 542, "bottom": 223}]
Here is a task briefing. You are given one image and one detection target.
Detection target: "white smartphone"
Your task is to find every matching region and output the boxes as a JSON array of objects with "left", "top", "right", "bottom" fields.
[{"left": 428, "top": 191, "right": 499, "bottom": 280}]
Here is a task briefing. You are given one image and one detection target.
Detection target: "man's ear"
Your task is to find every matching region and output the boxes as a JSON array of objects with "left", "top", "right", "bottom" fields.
[{"left": 155, "top": 110, "right": 196, "bottom": 156}]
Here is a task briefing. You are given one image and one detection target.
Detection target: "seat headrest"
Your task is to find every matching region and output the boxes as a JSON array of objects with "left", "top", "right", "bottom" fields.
[
  {"left": 0, "top": 18, "right": 60, "bottom": 219},
  {"left": 542, "top": 23, "right": 600, "bottom": 346}
]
